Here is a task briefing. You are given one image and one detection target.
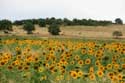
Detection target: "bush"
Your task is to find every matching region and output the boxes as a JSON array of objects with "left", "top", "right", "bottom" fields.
[
  {"left": 48, "top": 23, "right": 61, "bottom": 35},
  {"left": 23, "top": 21, "right": 35, "bottom": 34},
  {"left": 112, "top": 31, "right": 123, "bottom": 38}
]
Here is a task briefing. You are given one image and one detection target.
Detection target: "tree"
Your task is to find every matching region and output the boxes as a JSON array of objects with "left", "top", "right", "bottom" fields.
[
  {"left": 38, "top": 19, "right": 46, "bottom": 27},
  {"left": 0, "top": 20, "right": 12, "bottom": 31},
  {"left": 13, "top": 20, "right": 24, "bottom": 25},
  {"left": 63, "top": 18, "right": 72, "bottom": 26},
  {"left": 23, "top": 21, "right": 35, "bottom": 34},
  {"left": 112, "top": 31, "right": 123, "bottom": 39},
  {"left": 48, "top": 23, "right": 61, "bottom": 35},
  {"left": 115, "top": 18, "right": 123, "bottom": 25}
]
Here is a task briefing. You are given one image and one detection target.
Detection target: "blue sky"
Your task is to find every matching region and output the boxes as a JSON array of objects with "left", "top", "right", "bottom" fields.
[{"left": 0, "top": 0, "right": 125, "bottom": 23}]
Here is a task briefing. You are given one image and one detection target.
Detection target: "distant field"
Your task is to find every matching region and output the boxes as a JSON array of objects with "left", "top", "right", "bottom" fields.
[{"left": 0, "top": 25, "right": 125, "bottom": 39}]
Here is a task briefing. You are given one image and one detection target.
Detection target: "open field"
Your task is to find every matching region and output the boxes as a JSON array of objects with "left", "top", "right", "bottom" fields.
[
  {"left": 0, "top": 25, "right": 125, "bottom": 83},
  {"left": 0, "top": 37, "right": 125, "bottom": 83},
  {"left": 0, "top": 25, "right": 125, "bottom": 39}
]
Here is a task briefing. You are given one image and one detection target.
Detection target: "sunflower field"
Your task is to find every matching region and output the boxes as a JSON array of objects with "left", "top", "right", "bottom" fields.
[{"left": 0, "top": 37, "right": 125, "bottom": 83}]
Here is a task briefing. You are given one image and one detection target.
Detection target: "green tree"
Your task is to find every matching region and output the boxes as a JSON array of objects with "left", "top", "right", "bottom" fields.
[
  {"left": 48, "top": 23, "right": 60, "bottom": 35},
  {"left": 115, "top": 18, "right": 123, "bottom": 25},
  {"left": 0, "top": 20, "right": 12, "bottom": 31},
  {"left": 38, "top": 19, "right": 46, "bottom": 27},
  {"left": 23, "top": 21, "right": 35, "bottom": 34}
]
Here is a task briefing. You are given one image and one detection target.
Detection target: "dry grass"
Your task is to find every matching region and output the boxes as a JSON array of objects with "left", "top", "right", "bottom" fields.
[
  {"left": 60, "top": 25, "right": 125, "bottom": 38},
  {"left": 0, "top": 24, "right": 125, "bottom": 38}
]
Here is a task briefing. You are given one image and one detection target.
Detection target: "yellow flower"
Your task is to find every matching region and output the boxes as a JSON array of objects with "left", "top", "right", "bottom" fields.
[
  {"left": 38, "top": 67, "right": 44, "bottom": 72},
  {"left": 40, "top": 76, "right": 47, "bottom": 81},
  {"left": 97, "top": 70, "right": 104, "bottom": 78},
  {"left": 106, "top": 64, "right": 112, "bottom": 70},
  {"left": 78, "top": 60, "right": 84, "bottom": 66},
  {"left": 89, "top": 73, "right": 96, "bottom": 80},
  {"left": 70, "top": 71, "right": 78, "bottom": 79},
  {"left": 85, "top": 59, "right": 91, "bottom": 65},
  {"left": 77, "top": 70, "right": 83, "bottom": 77},
  {"left": 113, "top": 63, "right": 119, "bottom": 70},
  {"left": 117, "top": 73, "right": 123, "bottom": 81},
  {"left": 89, "top": 67, "right": 94, "bottom": 74}
]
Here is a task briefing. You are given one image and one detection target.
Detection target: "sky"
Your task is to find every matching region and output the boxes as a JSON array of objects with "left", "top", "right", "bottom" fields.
[{"left": 0, "top": 0, "right": 125, "bottom": 23}]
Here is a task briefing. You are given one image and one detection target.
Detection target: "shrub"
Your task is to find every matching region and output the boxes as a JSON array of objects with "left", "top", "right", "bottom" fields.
[{"left": 112, "top": 31, "right": 123, "bottom": 38}]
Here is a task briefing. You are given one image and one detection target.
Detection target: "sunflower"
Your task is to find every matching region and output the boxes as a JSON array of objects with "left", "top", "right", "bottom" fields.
[
  {"left": 49, "top": 65, "right": 55, "bottom": 72},
  {"left": 0, "top": 61, "right": 5, "bottom": 66},
  {"left": 14, "top": 60, "right": 20, "bottom": 66},
  {"left": 89, "top": 67, "right": 94, "bottom": 74},
  {"left": 81, "top": 48, "right": 86, "bottom": 55},
  {"left": 88, "top": 49, "right": 94, "bottom": 55},
  {"left": 98, "top": 65, "right": 105, "bottom": 71},
  {"left": 74, "top": 55, "right": 80, "bottom": 61},
  {"left": 70, "top": 71, "right": 78, "bottom": 79},
  {"left": 97, "top": 70, "right": 104, "bottom": 78},
  {"left": 70, "top": 61, "right": 75, "bottom": 65},
  {"left": 16, "top": 55, "right": 22, "bottom": 59},
  {"left": 95, "top": 60, "right": 100, "bottom": 66},
  {"left": 107, "top": 72, "right": 114, "bottom": 79},
  {"left": 40, "top": 76, "right": 47, "bottom": 81},
  {"left": 24, "top": 66, "right": 29, "bottom": 71},
  {"left": 89, "top": 73, "right": 96, "bottom": 80},
  {"left": 113, "top": 64, "right": 120, "bottom": 70},
  {"left": 7, "top": 65, "right": 13, "bottom": 70},
  {"left": 34, "top": 65, "right": 39, "bottom": 70},
  {"left": 61, "top": 69, "right": 66, "bottom": 75},
  {"left": 106, "top": 64, "right": 112, "bottom": 70},
  {"left": 117, "top": 73, "right": 123, "bottom": 81},
  {"left": 77, "top": 70, "right": 83, "bottom": 78},
  {"left": 78, "top": 60, "right": 84, "bottom": 66},
  {"left": 111, "top": 76, "right": 118, "bottom": 83},
  {"left": 85, "top": 59, "right": 91, "bottom": 65},
  {"left": 34, "top": 57, "right": 39, "bottom": 63},
  {"left": 38, "top": 66, "right": 44, "bottom": 72},
  {"left": 122, "top": 64, "right": 125, "bottom": 70},
  {"left": 17, "top": 65, "right": 23, "bottom": 71}
]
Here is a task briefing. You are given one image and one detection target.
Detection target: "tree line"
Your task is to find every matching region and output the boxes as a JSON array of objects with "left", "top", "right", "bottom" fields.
[{"left": 0, "top": 18, "right": 124, "bottom": 35}]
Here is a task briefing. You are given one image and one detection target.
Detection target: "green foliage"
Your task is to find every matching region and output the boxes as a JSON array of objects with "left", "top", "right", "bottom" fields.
[
  {"left": 4, "top": 17, "right": 115, "bottom": 28},
  {"left": 48, "top": 23, "right": 61, "bottom": 35},
  {"left": 0, "top": 20, "right": 12, "bottom": 31},
  {"left": 112, "top": 31, "right": 123, "bottom": 38},
  {"left": 23, "top": 21, "right": 35, "bottom": 34},
  {"left": 13, "top": 20, "right": 24, "bottom": 25},
  {"left": 38, "top": 19, "right": 46, "bottom": 27},
  {"left": 115, "top": 18, "right": 123, "bottom": 25}
]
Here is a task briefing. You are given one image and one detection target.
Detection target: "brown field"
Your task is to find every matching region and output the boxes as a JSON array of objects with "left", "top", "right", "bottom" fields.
[{"left": 0, "top": 24, "right": 125, "bottom": 39}]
